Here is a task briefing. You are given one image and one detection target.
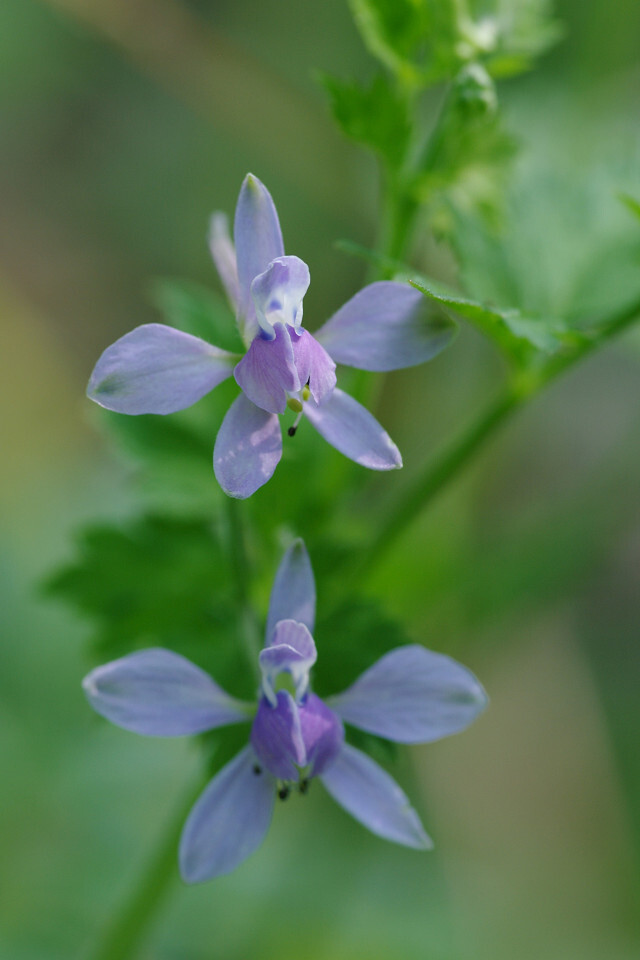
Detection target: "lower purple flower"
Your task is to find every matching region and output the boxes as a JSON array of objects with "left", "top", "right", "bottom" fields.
[{"left": 83, "top": 540, "right": 487, "bottom": 883}]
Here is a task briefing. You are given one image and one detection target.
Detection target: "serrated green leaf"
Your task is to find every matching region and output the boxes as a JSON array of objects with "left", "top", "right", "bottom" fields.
[
  {"left": 349, "top": 0, "right": 461, "bottom": 88},
  {"left": 321, "top": 72, "right": 411, "bottom": 169},
  {"left": 97, "top": 404, "right": 224, "bottom": 516},
  {"left": 411, "top": 277, "right": 567, "bottom": 356},
  {"left": 148, "top": 277, "right": 244, "bottom": 354},
  {"left": 46, "top": 514, "right": 254, "bottom": 699}
]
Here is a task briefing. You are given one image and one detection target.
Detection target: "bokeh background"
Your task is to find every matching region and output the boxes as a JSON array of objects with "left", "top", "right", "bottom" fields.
[{"left": 1, "top": 1, "right": 639, "bottom": 958}]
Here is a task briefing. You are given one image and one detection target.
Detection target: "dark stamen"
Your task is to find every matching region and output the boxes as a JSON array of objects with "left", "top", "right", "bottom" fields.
[
  {"left": 252, "top": 764, "right": 262, "bottom": 776},
  {"left": 287, "top": 426, "right": 297, "bottom": 437},
  {"left": 278, "top": 786, "right": 290, "bottom": 801},
  {"left": 299, "top": 779, "right": 310, "bottom": 795}
]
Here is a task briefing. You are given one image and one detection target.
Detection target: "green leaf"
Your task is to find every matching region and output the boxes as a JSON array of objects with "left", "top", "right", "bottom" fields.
[
  {"left": 46, "top": 514, "right": 253, "bottom": 699},
  {"left": 417, "top": 64, "right": 516, "bottom": 233},
  {"left": 473, "top": 0, "right": 563, "bottom": 78},
  {"left": 348, "top": 0, "right": 560, "bottom": 90},
  {"left": 619, "top": 192, "right": 640, "bottom": 221},
  {"left": 148, "top": 277, "right": 244, "bottom": 354},
  {"left": 94, "top": 379, "right": 239, "bottom": 517},
  {"left": 411, "top": 277, "right": 568, "bottom": 358},
  {"left": 348, "top": 0, "right": 460, "bottom": 88},
  {"left": 321, "top": 72, "right": 411, "bottom": 169},
  {"left": 313, "top": 598, "right": 412, "bottom": 697}
]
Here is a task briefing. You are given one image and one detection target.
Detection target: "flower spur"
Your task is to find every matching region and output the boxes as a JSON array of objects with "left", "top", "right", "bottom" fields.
[
  {"left": 87, "top": 174, "right": 455, "bottom": 498},
  {"left": 83, "top": 540, "right": 487, "bottom": 883}
]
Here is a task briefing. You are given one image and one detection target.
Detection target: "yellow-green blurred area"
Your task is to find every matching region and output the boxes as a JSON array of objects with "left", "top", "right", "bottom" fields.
[{"left": 1, "top": 0, "right": 640, "bottom": 958}]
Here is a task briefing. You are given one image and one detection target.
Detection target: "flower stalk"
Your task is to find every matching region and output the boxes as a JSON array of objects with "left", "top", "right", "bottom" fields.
[{"left": 87, "top": 775, "right": 207, "bottom": 960}]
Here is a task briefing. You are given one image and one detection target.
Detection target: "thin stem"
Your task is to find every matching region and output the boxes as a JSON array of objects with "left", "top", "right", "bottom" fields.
[
  {"left": 356, "top": 293, "right": 640, "bottom": 583},
  {"left": 224, "top": 498, "right": 262, "bottom": 679},
  {"left": 356, "top": 386, "right": 521, "bottom": 583},
  {"left": 87, "top": 775, "right": 206, "bottom": 960}
]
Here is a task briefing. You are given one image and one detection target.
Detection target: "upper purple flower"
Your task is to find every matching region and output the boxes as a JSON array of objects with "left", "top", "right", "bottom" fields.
[
  {"left": 83, "top": 540, "right": 487, "bottom": 883},
  {"left": 87, "top": 174, "right": 455, "bottom": 498}
]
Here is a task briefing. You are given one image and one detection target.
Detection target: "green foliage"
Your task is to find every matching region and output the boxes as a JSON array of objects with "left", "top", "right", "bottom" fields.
[
  {"left": 416, "top": 63, "right": 516, "bottom": 232},
  {"left": 348, "top": 0, "right": 450, "bottom": 88},
  {"left": 619, "top": 192, "right": 640, "bottom": 221},
  {"left": 451, "top": 156, "right": 640, "bottom": 325},
  {"left": 148, "top": 277, "right": 244, "bottom": 354},
  {"left": 46, "top": 514, "right": 254, "bottom": 699},
  {"left": 321, "top": 72, "right": 411, "bottom": 169},
  {"left": 313, "top": 598, "right": 412, "bottom": 696},
  {"left": 348, "top": 0, "right": 560, "bottom": 91},
  {"left": 471, "top": 0, "right": 563, "bottom": 77},
  {"left": 411, "top": 277, "right": 569, "bottom": 364}
]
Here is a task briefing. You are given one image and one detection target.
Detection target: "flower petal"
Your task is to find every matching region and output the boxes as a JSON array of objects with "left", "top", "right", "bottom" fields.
[
  {"left": 251, "top": 255, "right": 310, "bottom": 334},
  {"left": 234, "top": 323, "right": 298, "bottom": 414},
  {"left": 303, "top": 388, "right": 402, "bottom": 470},
  {"left": 290, "top": 328, "right": 336, "bottom": 405},
  {"left": 251, "top": 690, "right": 306, "bottom": 779},
  {"left": 266, "top": 539, "right": 316, "bottom": 640},
  {"left": 259, "top": 619, "right": 317, "bottom": 704},
  {"left": 180, "top": 746, "right": 276, "bottom": 883},
  {"left": 213, "top": 393, "right": 283, "bottom": 499},
  {"left": 315, "top": 282, "right": 456, "bottom": 371},
  {"left": 234, "top": 174, "right": 285, "bottom": 343},
  {"left": 328, "top": 645, "right": 488, "bottom": 744},
  {"left": 320, "top": 743, "right": 432, "bottom": 849},
  {"left": 87, "top": 324, "right": 237, "bottom": 415},
  {"left": 298, "top": 693, "right": 344, "bottom": 776},
  {"left": 82, "top": 648, "right": 250, "bottom": 736},
  {"left": 209, "top": 212, "right": 240, "bottom": 312}
]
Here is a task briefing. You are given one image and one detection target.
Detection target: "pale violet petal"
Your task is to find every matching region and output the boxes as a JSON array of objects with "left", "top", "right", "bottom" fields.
[
  {"left": 208, "top": 212, "right": 240, "bottom": 312},
  {"left": 87, "top": 324, "right": 236, "bottom": 415},
  {"left": 290, "top": 329, "right": 336, "bottom": 405},
  {"left": 234, "top": 174, "right": 285, "bottom": 343},
  {"left": 315, "top": 282, "right": 456, "bottom": 371},
  {"left": 234, "top": 323, "right": 298, "bottom": 414},
  {"left": 214, "top": 393, "right": 282, "bottom": 499},
  {"left": 82, "top": 649, "right": 250, "bottom": 736},
  {"left": 250, "top": 690, "right": 306, "bottom": 779},
  {"left": 328, "top": 645, "right": 488, "bottom": 743},
  {"left": 266, "top": 539, "right": 316, "bottom": 641},
  {"left": 259, "top": 620, "right": 317, "bottom": 703},
  {"left": 179, "top": 746, "right": 275, "bottom": 883},
  {"left": 297, "top": 693, "right": 344, "bottom": 776},
  {"left": 251, "top": 256, "right": 310, "bottom": 334},
  {"left": 320, "top": 743, "right": 432, "bottom": 849},
  {"left": 303, "top": 388, "right": 402, "bottom": 471},
  {"left": 266, "top": 620, "right": 317, "bottom": 660}
]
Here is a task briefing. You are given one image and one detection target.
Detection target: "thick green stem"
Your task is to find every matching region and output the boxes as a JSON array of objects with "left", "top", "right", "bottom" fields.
[{"left": 87, "top": 776, "right": 206, "bottom": 960}]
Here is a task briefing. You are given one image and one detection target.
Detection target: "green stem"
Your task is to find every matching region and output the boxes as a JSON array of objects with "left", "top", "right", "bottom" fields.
[
  {"left": 87, "top": 776, "right": 206, "bottom": 960},
  {"left": 224, "top": 498, "right": 261, "bottom": 680},
  {"left": 357, "top": 294, "right": 640, "bottom": 582},
  {"left": 378, "top": 85, "right": 454, "bottom": 271},
  {"left": 357, "top": 386, "right": 521, "bottom": 582}
]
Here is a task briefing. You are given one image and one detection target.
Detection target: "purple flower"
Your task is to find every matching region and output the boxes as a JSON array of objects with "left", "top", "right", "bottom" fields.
[
  {"left": 83, "top": 540, "right": 487, "bottom": 883},
  {"left": 87, "top": 174, "right": 454, "bottom": 498}
]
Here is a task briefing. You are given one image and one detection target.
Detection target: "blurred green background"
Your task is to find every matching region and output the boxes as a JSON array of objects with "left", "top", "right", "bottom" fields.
[{"left": 1, "top": 0, "right": 639, "bottom": 958}]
